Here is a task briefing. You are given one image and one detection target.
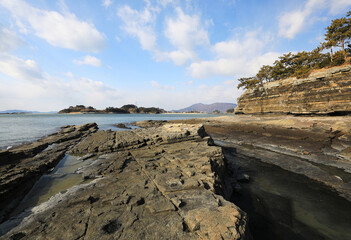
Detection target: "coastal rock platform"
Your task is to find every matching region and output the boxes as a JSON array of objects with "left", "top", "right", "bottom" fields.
[
  {"left": 0, "top": 123, "right": 249, "bottom": 239},
  {"left": 0, "top": 123, "right": 98, "bottom": 224},
  {"left": 158, "top": 115, "right": 351, "bottom": 202}
]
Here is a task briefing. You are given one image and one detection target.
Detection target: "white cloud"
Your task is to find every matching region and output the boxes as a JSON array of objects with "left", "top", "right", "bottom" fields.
[
  {"left": 213, "top": 31, "right": 270, "bottom": 58},
  {"left": 150, "top": 80, "right": 174, "bottom": 89},
  {"left": 0, "top": 25, "right": 24, "bottom": 53},
  {"left": 117, "top": 5, "right": 157, "bottom": 51},
  {"left": 161, "top": 7, "right": 209, "bottom": 65},
  {"left": 0, "top": 52, "right": 243, "bottom": 111},
  {"left": 165, "top": 7, "right": 209, "bottom": 52},
  {"left": 329, "top": 0, "right": 351, "bottom": 14},
  {"left": 188, "top": 30, "right": 280, "bottom": 78},
  {"left": 73, "top": 55, "right": 102, "bottom": 67},
  {"left": 157, "top": 0, "right": 175, "bottom": 7},
  {"left": 278, "top": 0, "right": 351, "bottom": 39},
  {"left": 0, "top": 55, "right": 122, "bottom": 111},
  {"left": 131, "top": 79, "right": 242, "bottom": 110},
  {"left": 117, "top": 3, "right": 210, "bottom": 66},
  {"left": 0, "top": 75, "right": 123, "bottom": 112},
  {"left": 0, "top": 0, "right": 106, "bottom": 52},
  {"left": 278, "top": 0, "right": 322, "bottom": 39},
  {"left": 279, "top": 10, "right": 308, "bottom": 39},
  {"left": 155, "top": 50, "right": 195, "bottom": 66},
  {"left": 0, "top": 54, "right": 42, "bottom": 82},
  {"left": 102, "top": 0, "right": 112, "bottom": 8}
]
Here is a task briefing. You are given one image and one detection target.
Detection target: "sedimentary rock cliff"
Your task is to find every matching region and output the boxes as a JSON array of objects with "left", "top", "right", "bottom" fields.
[{"left": 235, "top": 65, "right": 351, "bottom": 115}]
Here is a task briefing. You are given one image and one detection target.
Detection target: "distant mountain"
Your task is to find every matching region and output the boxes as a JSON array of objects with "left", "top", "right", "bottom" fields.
[
  {"left": 174, "top": 103, "right": 237, "bottom": 113},
  {"left": 0, "top": 110, "right": 57, "bottom": 114},
  {"left": 0, "top": 110, "right": 39, "bottom": 114}
]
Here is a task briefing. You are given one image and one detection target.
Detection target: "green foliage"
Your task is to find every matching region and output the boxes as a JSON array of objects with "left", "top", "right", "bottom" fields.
[
  {"left": 213, "top": 110, "right": 220, "bottom": 114},
  {"left": 323, "top": 11, "right": 351, "bottom": 58},
  {"left": 237, "top": 50, "right": 331, "bottom": 89},
  {"left": 105, "top": 107, "right": 128, "bottom": 113},
  {"left": 138, "top": 107, "right": 165, "bottom": 114},
  {"left": 226, "top": 108, "right": 234, "bottom": 113},
  {"left": 121, "top": 104, "right": 138, "bottom": 109},
  {"left": 75, "top": 105, "right": 86, "bottom": 109},
  {"left": 108, "top": 105, "right": 165, "bottom": 114},
  {"left": 59, "top": 105, "right": 97, "bottom": 113},
  {"left": 59, "top": 105, "right": 164, "bottom": 114},
  {"left": 237, "top": 77, "right": 260, "bottom": 90},
  {"left": 237, "top": 12, "right": 350, "bottom": 90},
  {"left": 330, "top": 50, "right": 346, "bottom": 66}
]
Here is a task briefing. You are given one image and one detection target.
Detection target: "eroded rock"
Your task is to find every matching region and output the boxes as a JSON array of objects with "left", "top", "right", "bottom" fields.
[
  {"left": 0, "top": 123, "right": 98, "bottom": 223},
  {"left": 235, "top": 65, "right": 351, "bottom": 115},
  {"left": 0, "top": 123, "right": 249, "bottom": 239},
  {"left": 174, "top": 115, "right": 351, "bottom": 202}
]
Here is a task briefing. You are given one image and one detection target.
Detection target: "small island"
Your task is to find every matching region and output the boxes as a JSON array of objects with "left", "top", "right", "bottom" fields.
[{"left": 58, "top": 104, "right": 166, "bottom": 114}]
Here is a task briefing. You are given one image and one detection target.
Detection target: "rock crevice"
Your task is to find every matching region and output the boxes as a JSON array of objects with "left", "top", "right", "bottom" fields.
[
  {"left": 0, "top": 123, "right": 249, "bottom": 240},
  {"left": 0, "top": 123, "right": 98, "bottom": 224}
]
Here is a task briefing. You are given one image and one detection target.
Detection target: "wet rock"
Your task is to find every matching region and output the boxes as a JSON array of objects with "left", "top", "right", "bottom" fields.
[
  {"left": 237, "top": 173, "right": 250, "bottom": 182},
  {"left": 133, "top": 120, "right": 167, "bottom": 128},
  {"left": 0, "top": 123, "right": 98, "bottom": 223},
  {"left": 0, "top": 123, "right": 249, "bottom": 239},
  {"left": 115, "top": 123, "right": 131, "bottom": 129},
  {"left": 79, "top": 153, "right": 96, "bottom": 161},
  {"left": 181, "top": 115, "right": 351, "bottom": 202},
  {"left": 233, "top": 183, "right": 242, "bottom": 193}
]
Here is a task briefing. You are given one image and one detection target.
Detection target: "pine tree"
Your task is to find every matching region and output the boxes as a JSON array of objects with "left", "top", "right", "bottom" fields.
[{"left": 323, "top": 11, "right": 351, "bottom": 60}]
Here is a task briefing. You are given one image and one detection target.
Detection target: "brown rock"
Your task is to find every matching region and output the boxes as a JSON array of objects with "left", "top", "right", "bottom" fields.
[
  {"left": 235, "top": 65, "right": 351, "bottom": 115},
  {"left": 0, "top": 123, "right": 98, "bottom": 223},
  {"left": 0, "top": 123, "right": 249, "bottom": 239}
]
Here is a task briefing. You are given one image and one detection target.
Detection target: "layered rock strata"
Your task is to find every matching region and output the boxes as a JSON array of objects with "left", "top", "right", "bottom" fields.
[
  {"left": 146, "top": 116, "right": 351, "bottom": 202},
  {"left": 235, "top": 65, "right": 351, "bottom": 115},
  {"left": 0, "top": 123, "right": 249, "bottom": 239}
]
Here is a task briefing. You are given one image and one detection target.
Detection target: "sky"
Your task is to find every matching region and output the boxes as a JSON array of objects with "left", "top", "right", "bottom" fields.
[{"left": 0, "top": 0, "right": 350, "bottom": 111}]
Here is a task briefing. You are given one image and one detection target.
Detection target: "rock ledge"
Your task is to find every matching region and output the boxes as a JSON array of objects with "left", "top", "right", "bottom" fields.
[{"left": 0, "top": 123, "right": 249, "bottom": 240}]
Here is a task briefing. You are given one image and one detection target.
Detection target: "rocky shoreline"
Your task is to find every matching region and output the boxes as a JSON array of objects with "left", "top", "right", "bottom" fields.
[
  {"left": 2, "top": 115, "right": 351, "bottom": 239},
  {"left": 0, "top": 123, "right": 99, "bottom": 224},
  {"left": 151, "top": 115, "right": 351, "bottom": 202},
  {"left": 0, "top": 122, "right": 249, "bottom": 239}
]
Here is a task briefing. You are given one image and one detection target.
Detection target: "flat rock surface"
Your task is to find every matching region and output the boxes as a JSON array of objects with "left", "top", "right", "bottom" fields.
[
  {"left": 147, "top": 115, "right": 351, "bottom": 202},
  {"left": 0, "top": 123, "right": 98, "bottom": 223},
  {"left": 0, "top": 123, "right": 248, "bottom": 240}
]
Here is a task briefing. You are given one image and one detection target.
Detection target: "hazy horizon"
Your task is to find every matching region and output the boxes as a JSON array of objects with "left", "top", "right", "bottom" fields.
[{"left": 0, "top": 0, "right": 349, "bottom": 111}]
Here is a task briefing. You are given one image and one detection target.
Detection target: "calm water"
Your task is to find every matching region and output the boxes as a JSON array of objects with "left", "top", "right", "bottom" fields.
[{"left": 0, "top": 113, "right": 216, "bottom": 149}]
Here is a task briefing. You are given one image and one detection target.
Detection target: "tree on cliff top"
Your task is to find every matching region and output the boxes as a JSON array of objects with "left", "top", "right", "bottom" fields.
[
  {"left": 322, "top": 11, "right": 351, "bottom": 60},
  {"left": 237, "top": 12, "right": 350, "bottom": 90}
]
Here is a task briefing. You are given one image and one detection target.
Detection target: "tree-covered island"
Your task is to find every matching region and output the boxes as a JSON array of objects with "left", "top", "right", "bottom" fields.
[{"left": 58, "top": 104, "right": 165, "bottom": 114}]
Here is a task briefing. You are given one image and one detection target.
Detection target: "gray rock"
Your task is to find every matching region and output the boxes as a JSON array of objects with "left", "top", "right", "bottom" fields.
[
  {"left": 0, "top": 123, "right": 98, "bottom": 223},
  {"left": 0, "top": 123, "right": 249, "bottom": 240}
]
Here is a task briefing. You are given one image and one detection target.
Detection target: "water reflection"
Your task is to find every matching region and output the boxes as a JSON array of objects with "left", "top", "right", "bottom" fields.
[{"left": 11, "top": 154, "right": 94, "bottom": 216}]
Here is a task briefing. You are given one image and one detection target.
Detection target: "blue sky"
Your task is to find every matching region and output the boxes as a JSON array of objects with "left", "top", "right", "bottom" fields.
[{"left": 0, "top": 0, "right": 350, "bottom": 111}]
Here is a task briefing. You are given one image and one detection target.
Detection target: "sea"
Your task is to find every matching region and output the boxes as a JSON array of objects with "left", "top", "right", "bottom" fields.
[{"left": 0, "top": 113, "right": 218, "bottom": 150}]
